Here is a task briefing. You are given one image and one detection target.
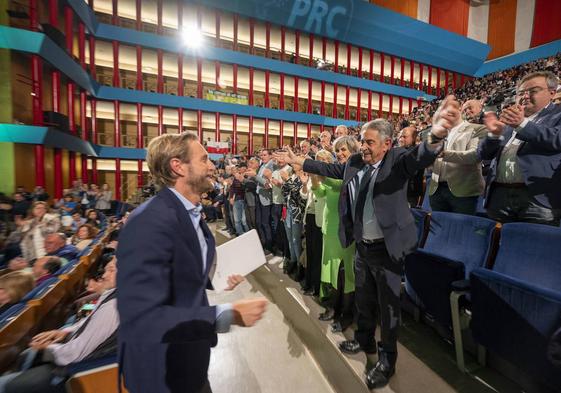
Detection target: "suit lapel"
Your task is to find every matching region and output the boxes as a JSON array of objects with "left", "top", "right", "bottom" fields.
[{"left": 200, "top": 219, "right": 216, "bottom": 277}]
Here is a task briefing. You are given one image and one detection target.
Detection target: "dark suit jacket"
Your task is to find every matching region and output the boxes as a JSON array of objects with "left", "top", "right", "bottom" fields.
[
  {"left": 478, "top": 103, "right": 561, "bottom": 209},
  {"left": 117, "top": 187, "right": 217, "bottom": 393},
  {"left": 303, "top": 142, "right": 439, "bottom": 263}
]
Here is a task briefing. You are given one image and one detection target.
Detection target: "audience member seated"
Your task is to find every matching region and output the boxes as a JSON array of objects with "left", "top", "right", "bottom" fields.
[
  {"left": 84, "top": 209, "right": 101, "bottom": 228},
  {"left": 69, "top": 211, "right": 86, "bottom": 233},
  {"left": 59, "top": 194, "right": 77, "bottom": 227},
  {"left": 44, "top": 233, "right": 78, "bottom": 263},
  {"left": 0, "top": 271, "right": 34, "bottom": 313},
  {"left": 0, "top": 258, "right": 118, "bottom": 393},
  {"left": 10, "top": 192, "right": 30, "bottom": 219},
  {"left": 32, "top": 256, "right": 62, "bottom": 286},
  {"left": 71, "top": 224, "right": 99, "bottom": 251},
  {"left": 18, "top": 202, "right": 60, "bottom": 261}
]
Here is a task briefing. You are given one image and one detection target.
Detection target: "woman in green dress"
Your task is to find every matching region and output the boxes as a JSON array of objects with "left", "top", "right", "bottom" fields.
[{"left": 313, "top": 136, "right": 360, "bottom": 332}]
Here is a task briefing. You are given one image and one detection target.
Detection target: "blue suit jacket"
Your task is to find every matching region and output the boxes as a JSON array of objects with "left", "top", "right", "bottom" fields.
[
  {"left": 117, "top": 187, "right": 217, "bottom": 393},
  {"left": 478, "top": 104, "right": 561, "bottom": 209}
]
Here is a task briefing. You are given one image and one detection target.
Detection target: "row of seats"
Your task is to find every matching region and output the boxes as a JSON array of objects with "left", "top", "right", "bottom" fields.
[
  {"left": 405, "top": 209, "right": 561, "bottom": 391},
  {"left": 0, "top": 226, "right": 111, "bottom": 373}
]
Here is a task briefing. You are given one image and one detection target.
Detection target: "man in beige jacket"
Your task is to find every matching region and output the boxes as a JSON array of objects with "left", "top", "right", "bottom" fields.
[{"left": 428, "top": 100, "right": 487, "bottom": 215}]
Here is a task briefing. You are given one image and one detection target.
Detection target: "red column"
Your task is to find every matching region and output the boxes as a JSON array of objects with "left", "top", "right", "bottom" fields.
[
  {"left": 390, "top": 55, "right": 395, "bottom": 84},
  {"left": 320, "top": 81, "right": 325, "bottom": 115},
  {"left": 332, "top": 83, "right": 338, "bottom": 118},
  {"left": 215, "top": 60, "right": 220, "bottom": 89},
  {"left": 89, "top": 28, "right": 96, "bottom": 79},
  {"left": 249, "top": 68, "right": 254, "bottom": 105},
  {"left": 334, "top": 41, "right": 339, "bottom": 72},
  {"left": 91, "top": 100, "right": 98, "bottom": 184},
  {"left": 357, "top": 89, "right": 362, "bottom": 121},
  {"left": 197, "top": 110, "right": 203, "bottom": 142},
  {"left": 265, "top": 70, "right": 270, "bottom": 108},
  {"left": 400, "top": 58, "right": 405, "bottom": 87},
  {"left": 367, "top": 91, "right": 372, "bottom": 121},
  {"left": 460, "top": 74, "right": 465, "bottom": 87},
  {"left": 358, "top": 47, "right": 363, "bottom": 78},
  {"left": 66, "top": 5, "right": 76, "bottom": 185},
  {"left": 248, "top": 116, "right": 254, "bottom": 155},
  {"left": 346, "top": 44, "right": 351, "bottom": 75},
  {"left": 293, "top": 77, "right": 299, "bottom": 111},
  {"left": 265, "top": 22, "right": 271, "bottom": 58},
  {"left": 427, "top": 65, "right": 433, "bottom": 95},
  {"left": 344, "top": 87, "right": 350, "bottom": 120},
  {"left": 408, "top": 98, "right": 413, "bottom": 113},
  {"left": 307, "top": 79, "right": 312, "bottom": 114},
  {"left": 52, "top": 70, "right": 62, "bottom": 198},
  {"left": 197, "top": 59, "right": 203, "bottom": 98},
  {"left": 295, "top": 30, "right": 300, "bottom": 63},
  {"left": 436, "top": 68, "right": 441, "bottom": 96},
  {"left": 137, "top": 103, "right": 143, "bottom": 186},
  {"left": 232, "top": 115, "right": 237, "bottom": 154},
  {"left": 279, "top": 120, "right": 284, "bottom": 146},
  {"left": 293, "top": 122, "right": 298, "bottom": 144},
  {"left": 307, "top": 123, "right": 311, "bottom": 139},
  {"left": 80, "top": 91, "right": 88, "bottom": 184},
  {"left": 419, "top": 64, "right": 424, "bottom": 91},
  {"left": 369, "top": 50, "right": 374, "bottom": 80},
  {"left": 114, "top": 101, "right": 121, "bottom": 201},
  {"left": 157, "top": 106, "right": 163, "bottom": 136},
  {"left": 249, "top": 18, "right": 255, "bottom": 54},
  {"left": 280, "top": 74, "right": 285, "bottom": 110},
  {"left": 233, "top": 64, "right": 238, "bottom": 93},
  {"left": 233, "top": 14, "right": 238, "bottom": 50},
  {"left": 380, "top": 53, "right": 385, "bottom": 82},
  {"left": 409, "top": 61, "right": 414, "bottom": 88},
  {"left": 264, "top": 118, "right": 269, "bottom": 149},
  {"left": 308, "top": 33, "right": 314, "bottom": 66},
  {"left": 215, "top": 10, "right": 220, "bottom": 45},
  {"left": 280, "top": 26, "right": 286, "bottom": 61},
  {"left": 215, "top": 112, "right": 220, "bottom": 141}
]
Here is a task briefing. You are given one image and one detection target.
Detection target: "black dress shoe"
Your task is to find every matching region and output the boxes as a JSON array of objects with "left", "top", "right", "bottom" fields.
[
  {"left": 365, "top": 360, "right": 395, "bottom": 389},
  {"left": 338, "top": 339, "right": 377, "bottom": 355},
  {"left": 330, "top": 321, "right": 343, "bottom": 333},
  {"left": 318, "top": 309, "right": 334, "bottom": 321}
]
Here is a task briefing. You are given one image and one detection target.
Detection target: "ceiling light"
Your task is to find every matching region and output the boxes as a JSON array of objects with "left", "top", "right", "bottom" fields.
[{"left": 181, "top": 24, "right": 203, "bottom": 49}]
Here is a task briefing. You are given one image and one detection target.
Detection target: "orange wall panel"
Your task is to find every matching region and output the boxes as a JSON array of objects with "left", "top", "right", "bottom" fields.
[
  {"left": 487, "top": 0, "right": 517, "bottom": 59},
  {"left": 370, "top": 0, "right": 419, "bottom": 19},
  {"left": 429, "top": 0, "right": 470, "bottom": 37}
]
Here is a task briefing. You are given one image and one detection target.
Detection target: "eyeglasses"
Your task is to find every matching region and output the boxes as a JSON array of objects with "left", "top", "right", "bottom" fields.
[{"left": 516, "top": 86, "right": 549, "bottom": 97}]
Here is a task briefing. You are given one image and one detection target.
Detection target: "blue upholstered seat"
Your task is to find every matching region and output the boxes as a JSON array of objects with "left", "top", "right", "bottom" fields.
[
  {"left": 470, "top": 223, "right": 561, "bottom": 391},
  {"left": 405, "top": 211, "right": 498, "bottom": 327}
]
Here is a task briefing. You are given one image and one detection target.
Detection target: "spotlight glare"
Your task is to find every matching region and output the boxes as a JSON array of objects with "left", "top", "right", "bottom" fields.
[{"left": 182, "top": 24, "right": 203, "bottom": 49}]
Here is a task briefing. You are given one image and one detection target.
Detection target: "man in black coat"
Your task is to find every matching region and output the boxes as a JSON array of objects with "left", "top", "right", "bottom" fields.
[{"left": 275, "top": 97, "right": 458, "bottom": 388}]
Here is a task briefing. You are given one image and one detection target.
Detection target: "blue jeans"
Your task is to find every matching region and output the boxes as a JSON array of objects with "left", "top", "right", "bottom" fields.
[
  {"left": 233, "top": 200, "right": 249, "bottom": 235},
  {"left": 284, "top": 208, "right": 302, "bottom": 263}
]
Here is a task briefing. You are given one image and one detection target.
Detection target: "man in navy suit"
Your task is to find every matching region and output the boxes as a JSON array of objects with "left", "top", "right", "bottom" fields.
[
  {"left": 480, "top": 71, "right": 561, "bottom": 226},
  {"left": 274, "top": 97, "right": 458, "bottom": 388},
  {"left": 117, "top": 132, "right": 268, "bottom": 393}
]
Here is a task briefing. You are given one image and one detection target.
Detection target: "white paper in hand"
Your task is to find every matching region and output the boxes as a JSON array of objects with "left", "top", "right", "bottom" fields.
[{"left": 212, "top": 229, "right": 266, "bottom": 292}]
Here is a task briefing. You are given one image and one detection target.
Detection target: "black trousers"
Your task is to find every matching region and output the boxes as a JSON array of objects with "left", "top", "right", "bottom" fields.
[
  {"left": 256, "top": 201, "right": 272, "bottom": 250},
  {"left": 354, "top": 241, "right": 402, "bottom": 358},
  {"left": 429, "top": 183, "right": 478, "bottom": 215},
  {"left": 245, "top": 204, "right": 256, "bottom": 229},
  {"left": 5, "top": 363, "right": 65, "bottom": 393},
  {"left": 271, "top": 204, "right": 286, "bottom": 255},
  {"left": 304, "top": 214, "right": 323, "bottom": 294}
]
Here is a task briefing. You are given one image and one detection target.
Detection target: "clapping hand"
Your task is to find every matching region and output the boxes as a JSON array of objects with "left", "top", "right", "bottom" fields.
[
  {"left": 484, "top": 112, "right": 506, "bottom": 136},
  {"left": 431, "top": 95, "right": 461, "bottom": 139},
  {"left": 279, "top": 170, "right": 289, "bottom": 181},
  {"left": 299, "top": 172, "right": 309, "bottom": 184},
  {"left": 500, "top": 104, "right": 525, "bottom": 128},
  {"left": 273, "top": 146, "right": 297, "bottom": 164}
]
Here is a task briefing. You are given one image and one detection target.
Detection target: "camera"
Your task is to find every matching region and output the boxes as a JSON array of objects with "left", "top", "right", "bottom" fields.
[{"left": 483, "top": 87, "right": 517, "bottom": 115}]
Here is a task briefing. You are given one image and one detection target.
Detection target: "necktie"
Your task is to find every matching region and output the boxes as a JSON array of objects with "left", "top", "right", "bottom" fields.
[{"left": 353, "top": 166, "right": 374, "bottom": 241}]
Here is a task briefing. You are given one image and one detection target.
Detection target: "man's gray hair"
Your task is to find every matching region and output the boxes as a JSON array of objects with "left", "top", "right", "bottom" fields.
[
  {"left": 361, "top": 119, "right": 394, "bottom": 142},
  {"left": 518, "top": 71, "right": 559, "bottom": 91}
]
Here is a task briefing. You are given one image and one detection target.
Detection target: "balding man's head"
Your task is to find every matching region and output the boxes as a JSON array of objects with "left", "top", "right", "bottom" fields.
[
  {"left": 44, "top": 233, "right": 66, "bottom": 254},
  {"left": 461, "top": 100, "right": 483, "bottom": 122},
  {"left": 398, "top": 126, "right": 418, "bottom": 148},
  {"left": 335, "top": 125, "right": 348, "bottom": 138}
]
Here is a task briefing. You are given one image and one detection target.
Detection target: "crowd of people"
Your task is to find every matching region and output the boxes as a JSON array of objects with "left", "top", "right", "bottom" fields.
[{"left": 0, "top": 52, "right": 560, "bottom": 392}]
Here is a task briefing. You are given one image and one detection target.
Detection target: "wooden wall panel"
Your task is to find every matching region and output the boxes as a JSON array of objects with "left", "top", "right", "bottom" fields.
[
  {"left": 370, "top": 0, "right": 419, "bottom": 19},
  {"left": 429, "top": 0, "right": 470, "bottom": 37},
  {"left": 487, "top": 0, "right": 517, "bottom": 59}
]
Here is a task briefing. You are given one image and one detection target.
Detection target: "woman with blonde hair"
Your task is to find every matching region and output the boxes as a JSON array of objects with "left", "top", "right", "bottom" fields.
[
  {"left": 0, "top": 271, "right": 34, "bottom": 313},
  {"left": 18, "top": 201, "right": 60, "bottom": 261},
  {"left": 314, "top": 136, "right": 359, "bottom": 332}
]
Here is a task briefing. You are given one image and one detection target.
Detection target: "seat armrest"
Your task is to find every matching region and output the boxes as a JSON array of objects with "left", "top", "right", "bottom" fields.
[{"left": 451, "top": 279, "right": 470, "bottom": 292}]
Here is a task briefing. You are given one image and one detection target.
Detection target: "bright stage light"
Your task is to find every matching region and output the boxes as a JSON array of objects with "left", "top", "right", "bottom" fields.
[{"left": 181, "top": 24, "right": 203, "bottom": 49}]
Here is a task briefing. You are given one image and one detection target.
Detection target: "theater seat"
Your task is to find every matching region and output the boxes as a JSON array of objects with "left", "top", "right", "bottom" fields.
[
  {"left": 404, "top": 212, "right": 499, "bottom": 328},
  {"left": 469, "top": 223, "right": 561, "bottom": 391},
  {"left": 65, "top": 356, "right": 128, "bottom": 393}
]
